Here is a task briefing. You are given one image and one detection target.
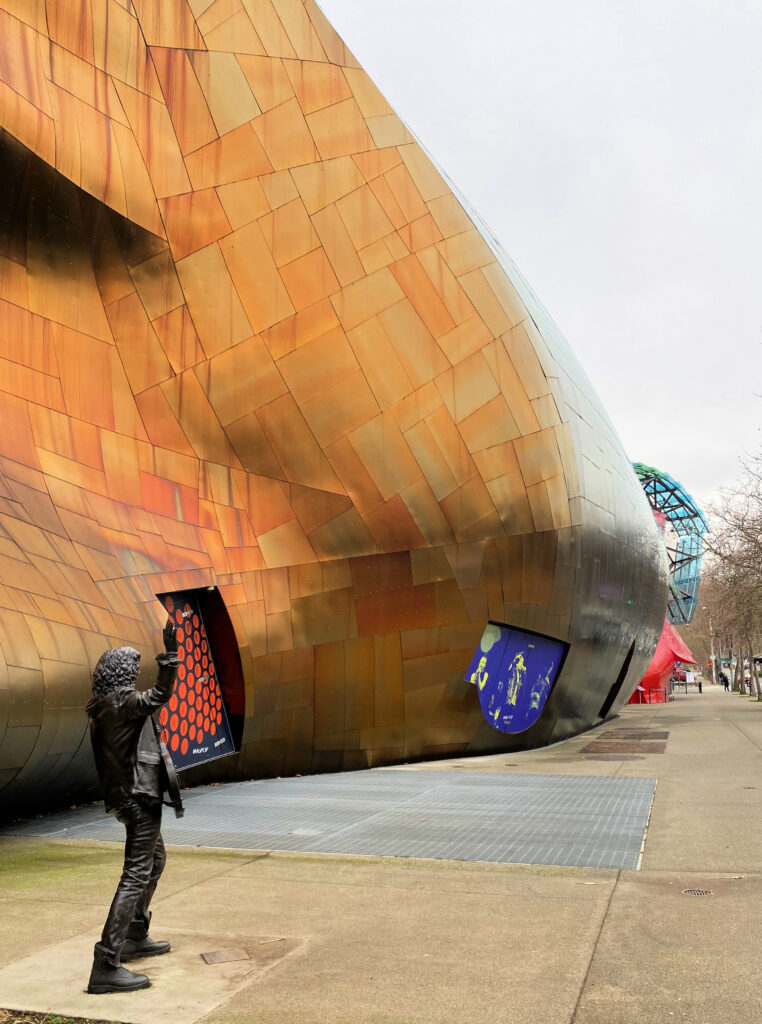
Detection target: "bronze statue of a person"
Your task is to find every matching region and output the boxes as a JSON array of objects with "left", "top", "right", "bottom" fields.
[{"left": 85, "top": 620, "right": 183, "bottom": 994}]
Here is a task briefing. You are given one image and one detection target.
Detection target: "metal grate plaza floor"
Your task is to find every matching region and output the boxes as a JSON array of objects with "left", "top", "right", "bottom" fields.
[{"left": 1, "top": 769, "right": 656, "bottom": 870}]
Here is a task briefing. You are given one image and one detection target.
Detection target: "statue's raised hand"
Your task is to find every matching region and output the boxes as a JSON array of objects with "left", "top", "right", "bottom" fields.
[{"left": 163, "top": 618, "right": 178, "bottom": 655}]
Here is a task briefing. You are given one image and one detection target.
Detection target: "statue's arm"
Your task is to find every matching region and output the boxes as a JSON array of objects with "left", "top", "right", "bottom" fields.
[{"left": 130, "top": 620, "right": 180, "bottom": 717}]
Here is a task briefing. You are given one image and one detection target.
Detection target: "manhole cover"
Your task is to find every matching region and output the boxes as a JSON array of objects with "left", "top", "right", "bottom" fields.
[{"left": 682, "top": 889, "right": 713, "bottom": 896}]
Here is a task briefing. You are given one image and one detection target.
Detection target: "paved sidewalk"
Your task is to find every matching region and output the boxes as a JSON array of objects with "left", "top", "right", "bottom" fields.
[{"left": 1, "top": 685, "right": 760, "bottom": 1024}]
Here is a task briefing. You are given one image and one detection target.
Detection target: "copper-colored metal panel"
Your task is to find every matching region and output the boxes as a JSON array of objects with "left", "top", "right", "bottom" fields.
[
  {"left": 190, "top": 50, "right": 261, "bottom": 135},
  {"left": 305, "top": 96, "right": 373, "bottom": 161},
  {"left": 284, "top": 58, "right": 350, "bottom": 115},
  {"left": 176, "top": 242, "right": 252, "bottom": 355},
  {"left": 185, "top": 122, "right": 273, "bottom": 189},
  {"left": 0, "top": 1, "right": 668, "bottom": 813},
  {"left": 131, "top": 0, "right": 205, "bottom": 49},
  {"left": 253, "top": 96, "right": 319, "bottom": 171},
  {"left": 160, "top": 189, "right": 231, "bottom": 261},
  {"left": 151, "top": 46, "right": 218, "bottom": 155},
  {"left": 202, "top": 9, "right": 266, "bottom": 56},
  {"left": 237, "top": 53, "right": 294, "bottom": 111}
]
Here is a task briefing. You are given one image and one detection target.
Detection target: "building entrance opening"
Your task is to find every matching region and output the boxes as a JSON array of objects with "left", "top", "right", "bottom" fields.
[{"left": 598, "top": 640, "right": 637, "bottom": 719}]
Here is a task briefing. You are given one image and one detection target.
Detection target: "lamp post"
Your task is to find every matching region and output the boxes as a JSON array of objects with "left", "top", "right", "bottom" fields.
[{"left": 702, "top": 606, "right": 716, "bottom": 685}]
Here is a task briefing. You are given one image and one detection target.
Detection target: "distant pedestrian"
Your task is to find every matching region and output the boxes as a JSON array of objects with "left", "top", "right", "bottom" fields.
[
  {"left": 721, "top": 671, "right": 730, "bottom": 692},
  {"left": 698, "top": 679, "right": 702, "bottom": 694}
]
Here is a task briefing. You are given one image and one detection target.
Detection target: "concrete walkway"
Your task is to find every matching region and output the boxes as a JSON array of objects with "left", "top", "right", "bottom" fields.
[{"left": 1, "top": 685, "right": 760, "bottom": 1024}]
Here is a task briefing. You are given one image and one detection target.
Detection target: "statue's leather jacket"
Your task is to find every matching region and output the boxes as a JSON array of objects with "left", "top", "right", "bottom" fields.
[{"left": 86, "top": 653, "right": 181, "bottom": 815}]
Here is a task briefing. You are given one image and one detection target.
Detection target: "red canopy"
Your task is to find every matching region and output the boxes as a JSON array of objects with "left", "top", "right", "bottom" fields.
[{"left": 629, "top": 620, "right": 697, "bottom": 702}]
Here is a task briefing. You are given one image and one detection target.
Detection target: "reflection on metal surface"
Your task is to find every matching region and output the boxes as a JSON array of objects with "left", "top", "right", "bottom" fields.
[{"left": 0, "top": 1, "right": 668, "bottom": 813}]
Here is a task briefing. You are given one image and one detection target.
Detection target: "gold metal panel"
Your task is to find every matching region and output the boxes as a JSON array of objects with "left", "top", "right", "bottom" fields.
[
  {"left": 349, "top": 412, "right": 422, "bottom": 502},
  {"left": 241, "top": 0, "right": 297, "bottom": 58},
  {"left": 161, "top": 369, "right": 242, "bottom": 466},
  {"left": 256, "top": 393, "right": 344, "bottom": 493},
  {"left": 426, "top": 193, "right": 475, "bottom": 239},
  {"left": 46, "top": 0, "right": 94, "bottom": 63},
  {"left": 457, "top": 268, "right": 513, "bottom": 338},
  {"left": 323, "top": 436, "right": 383, "bottom": 516},
  {"left": 437, "top": 317, "right": 493, "bottom": 365},
  {"left": 279, "top": 246, "right": 339, "bottom": 312},
  {"left": 396, "top": 214, "right": 443, "bottom": 254},
  {"left": 203, "top": 9, "right": 266, "bottom": 55},
  {"left": 504, "top": 322, "right": 553, "bottom": 400},
  {"left": 302, "top": 0, "right": 360, "bottom": 67},
  {"left": 290, "top": 155, "right": 364, "bottom": 214},
  {"left": 221, "top": 218, "right": 297, "bottom": 330},
  {"left": 114, "top": 80, "right": 191, "bottom": 199},
  {"left": 216, "top": 175, "right": 270, "bottom": 228},
  {"left": 365, "top": 113, "right": 413, "bottom": 149},
  {"left": 305, "top": 96, "right": 373, "bottom": 160},
  {"left": 390, "top": 380, "right": 442, "bottom": 433},
  {"left": 458, "top": 394, "right": 521, "bottom": 453},
  {"left": 435, "top": 351, "right": 500, "bottom": 424},
  {"left": 160, "top": 189, "right": 231, "bottom": 261},
  {"left": 271, "top": 0, "right": 327, "bottom": 62},
  {"left": 185, "top": 123, "right": 273, "bottom": 190},
  {"left": 259, "top": 168, "right": 298, "bottom": 208},
  {"left": 197, "top": 335, "right": 287, "bottom": 425},
  {"left": 284, "top": 58, "right": 350, "bottom": 114},
  {"left": 514, "top": 427, "right": 564, "bottom": 488},
  {"left": 0, "top": 0, "right": 47, "bottom": 33},
  {"left": 259, "top": 197, "right": 319, "bottom": 267},
  {"left": 424, "top": 405, "right": 476, "bottom": 488},
  {"left": 190, "top": 50, "right": 261, "bottom": 135},
  {"left": 130, "top": 0, "right": 205, "bottom": 48},
  {"left": 277, "top": 325, "right": 356, "bottom": 405},
  {"left": 300, "top": 369, "right": 379, "bottom": 447},
  {"left": 389, "top": 255, "right": 455, "bottom": 338},
  {"left": 416, "top": 246, "right": 479, "bottom": 325},
  {"left": 0, "top": 10, "right": 50, "bottom": 112},
  {"left": 252, "top": 96, "right": 318, "bottom": 170},
  {"left": 436, "top": 229, "right": 495, "bottom": 277},
  {"left": 481, "top": 338, "right": 541, "bottom": 435},
  {"left": 347, "top": 317, "right": 414, "bottom": 410},
  {"left": 352, "top": 146, "right": 402, "bottom": 181},
  {"left": 237, "top": 53, "right": 294, "bottom": 111},
  {"left": 150, "top": 46, "right": 218, "bottom": 155},
  {"left": 311, "top": 203, "right": 365, "bottom": 286},
  {"left": 335, "top": 184, "right": 394, "bottom": 251},
  {"left": 175, "top": 241, "right": 252, "bottom": 356},
  {"left": 260, "top": 298, "right": 339, "bottom": 359},
  {"left": 377, "top": 300, "right": 449, "bottom": 387}
]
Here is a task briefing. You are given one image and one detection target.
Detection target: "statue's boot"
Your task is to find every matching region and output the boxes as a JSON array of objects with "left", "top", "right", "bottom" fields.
[
  {"left": 87, "top": 958, "right": 150, "bottom": 993},
  {"left": 121, "top": 935, "right": 171, "bottom": 961}
]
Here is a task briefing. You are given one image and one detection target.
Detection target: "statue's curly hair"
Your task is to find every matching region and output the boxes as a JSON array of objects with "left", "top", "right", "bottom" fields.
[{"left": 91, "top": 646, "right": 141, "bottom": 701}]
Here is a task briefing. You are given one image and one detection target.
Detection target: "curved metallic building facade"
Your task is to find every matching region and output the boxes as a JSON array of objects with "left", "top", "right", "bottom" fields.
[{"left": 0, "top": 0, "right": 668, "bottom": 813}]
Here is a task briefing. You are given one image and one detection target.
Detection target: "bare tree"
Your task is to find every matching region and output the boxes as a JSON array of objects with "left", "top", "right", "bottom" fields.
[{"left": 690, "top": 450, "right": 762, "bottom": 698}]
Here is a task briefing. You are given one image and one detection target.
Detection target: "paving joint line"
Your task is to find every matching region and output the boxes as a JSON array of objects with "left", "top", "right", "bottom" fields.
[{"left": 569, "top": 868, "right": 621, "bottom": 1024}]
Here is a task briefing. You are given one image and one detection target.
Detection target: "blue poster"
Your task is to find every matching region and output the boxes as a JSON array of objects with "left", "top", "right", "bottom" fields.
[{"left": 465, "top": 622, "right": 567, "bottom": 734}]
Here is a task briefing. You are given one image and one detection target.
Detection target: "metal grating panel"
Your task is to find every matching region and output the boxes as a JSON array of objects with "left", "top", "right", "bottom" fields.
[{"left": 0, "top": 769, "right": 656, "bottom": 870}]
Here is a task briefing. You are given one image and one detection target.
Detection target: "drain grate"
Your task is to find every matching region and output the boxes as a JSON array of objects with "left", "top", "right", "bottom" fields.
[{"left": 682, "top": 888, "right": 713, "bottom": 896}]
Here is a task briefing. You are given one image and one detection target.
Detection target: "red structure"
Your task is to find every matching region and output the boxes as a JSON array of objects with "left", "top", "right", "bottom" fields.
[{"left": 628, "top": 621, "right": 697, "bottom": 704}]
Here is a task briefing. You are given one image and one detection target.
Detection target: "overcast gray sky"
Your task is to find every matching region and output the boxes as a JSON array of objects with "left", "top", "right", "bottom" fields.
[{"left": 321, "top": 0, "right": 761, "bottom": 513}]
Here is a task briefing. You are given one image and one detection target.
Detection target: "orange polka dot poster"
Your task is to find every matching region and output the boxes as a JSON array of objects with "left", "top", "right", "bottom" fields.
[{"left": 159, "top": 593, "right": 235, "bottom": 770}]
